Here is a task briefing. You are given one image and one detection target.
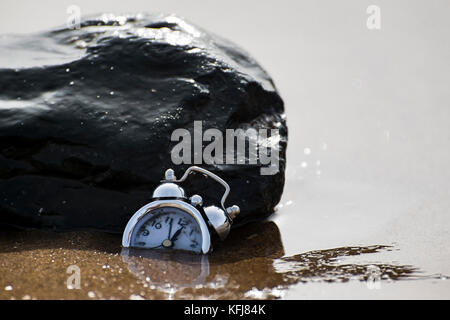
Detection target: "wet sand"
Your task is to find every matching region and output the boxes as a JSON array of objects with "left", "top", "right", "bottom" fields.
[{"left": 0, "top": 221, "right": 445, "bottom": 300}]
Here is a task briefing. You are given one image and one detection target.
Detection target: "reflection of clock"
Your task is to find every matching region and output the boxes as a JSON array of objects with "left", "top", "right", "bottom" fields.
[
  {"left": 122, "top": 166, "right": 240, "bottom": 254},
  {"left": 121, "top": 248, "right": 210, "bottom": 287}
]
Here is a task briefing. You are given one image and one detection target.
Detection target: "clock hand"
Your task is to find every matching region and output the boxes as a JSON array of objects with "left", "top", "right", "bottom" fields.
[
  {"left": 170, "top": 227, "right": 184, "bottom": 243},
  {"left": 168, "top": 218, "right": 173, "bottom": 239}
]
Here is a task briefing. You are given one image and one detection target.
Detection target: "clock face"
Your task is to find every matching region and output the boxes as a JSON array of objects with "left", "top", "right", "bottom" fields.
[{"left": 130, "top": 206, "right": 203, "bottom": 253}]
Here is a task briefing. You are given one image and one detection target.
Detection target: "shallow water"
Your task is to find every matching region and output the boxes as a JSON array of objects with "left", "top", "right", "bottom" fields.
[{"left": 0, "top": 220, "right": 446, "bottom": 299}]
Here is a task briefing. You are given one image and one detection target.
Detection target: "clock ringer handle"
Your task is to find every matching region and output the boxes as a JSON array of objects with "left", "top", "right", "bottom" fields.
[{"left": 172, "top": 166, "right": 230, "bottom": 211}]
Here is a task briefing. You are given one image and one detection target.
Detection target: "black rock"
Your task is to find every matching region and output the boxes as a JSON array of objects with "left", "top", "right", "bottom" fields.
[{"left": 0, "top": 13, "right": 287, "bottom": 232}]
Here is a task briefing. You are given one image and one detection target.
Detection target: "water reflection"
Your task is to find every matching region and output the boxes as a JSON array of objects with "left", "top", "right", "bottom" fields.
[
  {"left": 121, "top": 248, "right": 210, "bottom": 287},
  {"left": 121, "top": 221, "right": 419, "bottom": 299}
]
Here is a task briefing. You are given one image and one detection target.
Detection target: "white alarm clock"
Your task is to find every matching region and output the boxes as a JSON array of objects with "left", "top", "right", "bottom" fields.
[{"left": 122, "top": 166, "right": 240, "bottom": 254}]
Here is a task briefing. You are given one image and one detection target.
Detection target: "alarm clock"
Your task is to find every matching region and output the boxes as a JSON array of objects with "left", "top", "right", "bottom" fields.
[{"left": 122, "top": 166, "right": 240, "bottom": 254}]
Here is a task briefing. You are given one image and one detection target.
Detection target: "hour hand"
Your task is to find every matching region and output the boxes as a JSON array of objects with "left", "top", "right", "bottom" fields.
[
  {"left": 161, "top": 226, "right": 183, "bottom": 248},
  {"left": 167, "top": 218, "right": 173, "bottom": 239}
]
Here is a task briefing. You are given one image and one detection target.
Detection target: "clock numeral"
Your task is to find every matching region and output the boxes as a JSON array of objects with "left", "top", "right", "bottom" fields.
[
  {"left": 136, "top": 241, "right": 146, "bottom": 246},
  {"left": 151, "top": 220, "right": 162, "bottom": 229},
  {"left": 140, "top": 229, "right": 149, "bottom": 236},
  {"left": 178, "top": 218, "right": 188, "bottom": 227},
  {"left": 165, "top": 217, "right": 173, "bottom": 224},
  {"left": 190, "top": 240, "right": 199, "bottom": 248}
]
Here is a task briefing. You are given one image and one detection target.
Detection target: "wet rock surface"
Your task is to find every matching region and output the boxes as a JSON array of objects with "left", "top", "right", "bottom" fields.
[{"left": 0, "top": 13, "right": 287, "bottom": 232}]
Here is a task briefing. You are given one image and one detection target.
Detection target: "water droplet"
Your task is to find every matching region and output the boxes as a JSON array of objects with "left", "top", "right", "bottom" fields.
[
  {"left": 66, "top": 68, "right": 70, "bottom": 73},
  {"left": 303, "top": 148, "right": 311, "bottom": 155},
  {"left": 69, "top": 81, "right": 74, "bottom": 86},
  {"left": 4, "top": 285, "right": 13, "bottom": 291},
  {"left": 75, "top": 40, "right": 87, "bottom": 49},
  {"left": 301, "top": 161, "right": 308, "bottom": 168},
  {"left": 110, "top": 91, "right": 114, "bottom": 95},
  {"left": 87, "top": 291, "right": 96, "bottom": 298}
]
